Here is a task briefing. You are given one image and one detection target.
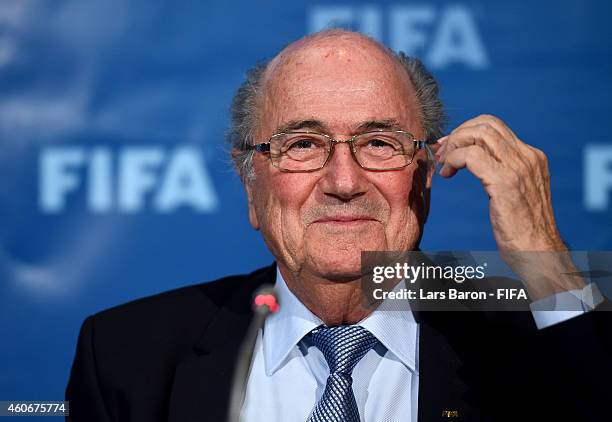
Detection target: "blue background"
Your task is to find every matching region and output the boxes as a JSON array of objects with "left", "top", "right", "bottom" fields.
[{"left": 1, "top": 0, "right": 611, "bottom": 413}]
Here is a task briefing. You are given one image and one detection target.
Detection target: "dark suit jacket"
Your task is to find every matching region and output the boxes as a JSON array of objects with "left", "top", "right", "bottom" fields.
[{"left": 66, "top": 264, "right": 611, "bottom": 422}]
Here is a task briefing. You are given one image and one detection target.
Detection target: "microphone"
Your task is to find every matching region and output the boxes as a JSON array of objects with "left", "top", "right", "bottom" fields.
[{"left": 227, "top": 285, "right": 279, "bottom": 422}]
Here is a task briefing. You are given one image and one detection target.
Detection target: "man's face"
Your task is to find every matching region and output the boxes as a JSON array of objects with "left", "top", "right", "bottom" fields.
[{"left": 247, "top": 37, "right": 430, "bottom": 281}]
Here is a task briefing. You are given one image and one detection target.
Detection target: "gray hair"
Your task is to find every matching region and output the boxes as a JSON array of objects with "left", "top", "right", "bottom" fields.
[{"left": 227, "top": 31, "right": 446, "bottom": 182}]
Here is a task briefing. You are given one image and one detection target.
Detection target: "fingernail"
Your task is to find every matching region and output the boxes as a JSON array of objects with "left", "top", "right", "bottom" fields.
[{"left": 439, "top": 164, "right": 448, "bottom": 177}]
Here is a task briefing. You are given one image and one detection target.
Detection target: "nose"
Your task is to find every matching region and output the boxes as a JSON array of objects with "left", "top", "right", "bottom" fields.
[{"left": 319, "top": 140, "right": 368, "bottom": 202}]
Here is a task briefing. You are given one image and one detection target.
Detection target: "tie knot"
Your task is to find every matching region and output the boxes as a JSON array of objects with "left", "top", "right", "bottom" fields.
[{"left": 310, "top": 325, "right": 378, "bottom": 375}]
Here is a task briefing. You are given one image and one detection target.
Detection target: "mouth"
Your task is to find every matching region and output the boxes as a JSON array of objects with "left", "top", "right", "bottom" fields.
[{"left": 312, "top": 215, "right": 378, "bottom": 227}]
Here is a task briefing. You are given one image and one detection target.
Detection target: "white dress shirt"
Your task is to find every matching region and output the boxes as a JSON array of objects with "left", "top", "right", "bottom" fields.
[{"left": 241, "top": 268, "right": 602, "bottom": 421}]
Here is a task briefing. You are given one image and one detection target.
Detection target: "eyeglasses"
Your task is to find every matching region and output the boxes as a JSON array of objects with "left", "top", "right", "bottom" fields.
[{"left": 248, "top": 130, "right": 428, "bottom": 172}]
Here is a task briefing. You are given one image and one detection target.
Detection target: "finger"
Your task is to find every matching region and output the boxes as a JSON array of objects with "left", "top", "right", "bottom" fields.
[
  {"left": 440, "top": 125, "right": 508, "bottom": 164},
  {"left": 452, "top": 114, "right": 517, "bottom": 143},
  {"left": 434, "top": 142, "right": 447, "bottom": 161},
  {"left": 449, "top": 115, "right": 521, "bottom": 156},
  {"left": 428, "top": 140, "right": 443, "bottom": 155},
  {"left": 439, "top": 144, "right": 500, "bottom": 182}
]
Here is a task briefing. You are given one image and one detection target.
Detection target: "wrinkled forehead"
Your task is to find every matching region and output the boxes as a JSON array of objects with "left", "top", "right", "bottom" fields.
[
  {"left": 258, "top": 35, "right": 421, "bottom": 137},
  {"left": 269, "top": 33, "right": 400, "bottom": 74},
  {"left": 264, "top": 34, "right": 411, "bottom": 95}
]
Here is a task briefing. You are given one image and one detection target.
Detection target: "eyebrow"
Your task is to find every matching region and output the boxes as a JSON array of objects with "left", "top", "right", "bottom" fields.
[
  {"left": 274, "top": 118, "right": 404, "bottom": 135},
  {"left": 276, "top": 119, "right": 328, "bottom": 134},
  {"left": 355, "top": 119, "right": 403, "bottom": 132}
]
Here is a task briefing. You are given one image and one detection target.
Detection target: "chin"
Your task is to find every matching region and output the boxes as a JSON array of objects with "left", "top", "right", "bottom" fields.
[
  {"left": 305, "top": 249, "right": 370, "bottom": 282},
  {"left": 302, "top": 230, "right": 388, "bottom": 279}
]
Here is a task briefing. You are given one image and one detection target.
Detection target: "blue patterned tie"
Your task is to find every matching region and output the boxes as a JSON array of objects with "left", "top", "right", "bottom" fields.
[{"left": 307, "top": 325, "right": 379, "bottom": 422}]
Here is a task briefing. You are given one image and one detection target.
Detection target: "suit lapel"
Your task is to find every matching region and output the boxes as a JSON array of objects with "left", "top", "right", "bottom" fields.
[{"left": 168, "top": 264, "right": 276, "bottom": 422}]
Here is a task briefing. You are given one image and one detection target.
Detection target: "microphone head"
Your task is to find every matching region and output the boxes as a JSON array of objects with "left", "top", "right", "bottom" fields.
[{"left": 252, "top": 284, "right": 280, "bottom": 315}]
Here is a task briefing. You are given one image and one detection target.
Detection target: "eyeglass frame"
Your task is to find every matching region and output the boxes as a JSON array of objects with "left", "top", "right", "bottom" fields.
[{"left": 247, "top": 129, "right": 433, "bottom": 173}]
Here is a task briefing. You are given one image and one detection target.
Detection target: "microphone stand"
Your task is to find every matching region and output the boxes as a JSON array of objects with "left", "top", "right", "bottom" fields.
[{"left": 227, "top": 285, "right": 279, "bottom": 422}]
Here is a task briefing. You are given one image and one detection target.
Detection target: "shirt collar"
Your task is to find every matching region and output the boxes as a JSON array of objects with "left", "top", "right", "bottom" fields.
[
  {"left": 358, "top": 281, "right": 418, "bottom": 373},
  {"left": 263, "top": 267, "right": 418, "bottom": 375},
  {"left": 263, "top": 267, "right": 323, "bottom": 376}
]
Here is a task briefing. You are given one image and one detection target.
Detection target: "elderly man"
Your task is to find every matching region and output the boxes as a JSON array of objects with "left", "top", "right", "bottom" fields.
[{"left": 67, "top": 30, "right": 610, "bottom": 422}]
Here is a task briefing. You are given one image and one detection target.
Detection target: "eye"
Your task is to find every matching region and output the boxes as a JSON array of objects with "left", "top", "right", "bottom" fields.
[
  {"left": 289, "top": 139, "right": 317, "bottom": 150},
  {"left": 367, "top": 138, "right": 395, "bottom": 149},
  {"left": 357, "top": 134, "right": 405, "bottom": 158},
  {"left": 282, "top": 136, "right": 327, "bottom": 154},
  {"left": 363, "top": 137, "right": 400, "bottom": 151}
]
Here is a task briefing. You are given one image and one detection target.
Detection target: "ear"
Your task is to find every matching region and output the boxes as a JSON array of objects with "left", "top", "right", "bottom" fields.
[
  {"left": 232, "top": 147, "right": 261, "bottom": 231},
  {"left": 245, "top": 182, "right": 260, "bottom": 230},
  {"left": 421, "top": 163, "right": 434, "bottom": 226},
  {"left": 424, "top": 147, "right": 436, "bottom": 190},
  {"left": 414, "top": 147, "right": 436, "bottom": 225},
  {"left": 423, "top": 142, "right": 438, "bottom": 190}
]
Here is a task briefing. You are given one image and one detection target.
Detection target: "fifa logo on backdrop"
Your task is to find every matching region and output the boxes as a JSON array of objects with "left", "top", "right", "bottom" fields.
[
  {"left": 308, "top": 4, "right": 488, "bottom": 69},
  {"left": 584, "top": 144, "right": 612, "bottom": 212},
  {"left": 38, "top": 147, "right": 219, "bottom": 213}
]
